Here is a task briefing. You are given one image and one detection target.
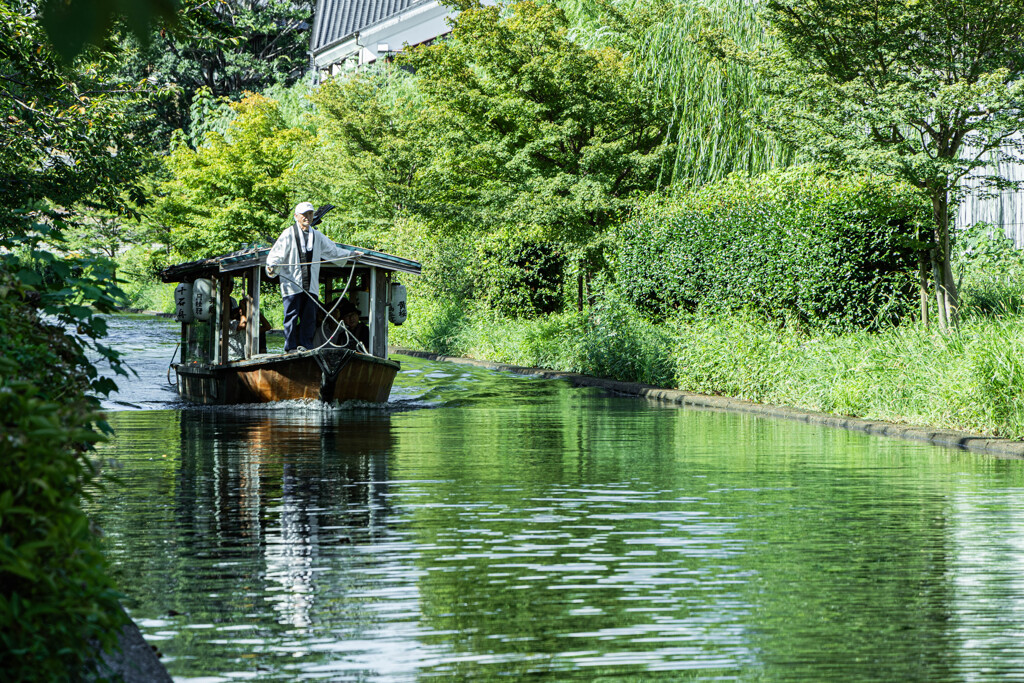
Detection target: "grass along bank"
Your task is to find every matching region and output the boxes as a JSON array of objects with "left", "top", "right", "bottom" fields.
[{"left": 390, "top": 291, "right": 1024, "bottom": 441}]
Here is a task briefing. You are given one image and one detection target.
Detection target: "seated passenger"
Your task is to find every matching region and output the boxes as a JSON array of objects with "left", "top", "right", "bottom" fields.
[
  {"left": 229, "top": 297, "right": 269, "bottom": 357},
  {"left": 331, "top": 299, "right": 370, "bottom": 353}
]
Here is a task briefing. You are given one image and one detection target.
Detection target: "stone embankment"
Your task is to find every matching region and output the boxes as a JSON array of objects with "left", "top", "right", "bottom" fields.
[
  {"left": 394, "top": 349, "right": 1024, "bottom": 459},
  {"left": 88, "top": 609, "right": 172, "bottom": 682}
]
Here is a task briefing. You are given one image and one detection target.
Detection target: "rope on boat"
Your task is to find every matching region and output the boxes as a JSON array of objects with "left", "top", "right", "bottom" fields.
[
  {"left": 167, "top": 342, "right": 180, "bottom": 388},
  {"left": 270, "top": 255, "right": 369, "bottom": 354}
]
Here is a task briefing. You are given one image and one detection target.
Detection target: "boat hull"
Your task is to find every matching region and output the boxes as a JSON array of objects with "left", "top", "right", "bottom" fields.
[{"left": 174, "top": 349, "right": 399, "bottom": 405}]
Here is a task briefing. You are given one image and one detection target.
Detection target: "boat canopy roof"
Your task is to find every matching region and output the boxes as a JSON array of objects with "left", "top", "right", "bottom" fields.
[{"left": 159, "top": 244, "right": 422, "bottom": 283}]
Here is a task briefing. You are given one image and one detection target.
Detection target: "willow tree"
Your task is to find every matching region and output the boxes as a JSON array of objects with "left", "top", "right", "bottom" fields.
[
  {"left": 560, "top": 0, "right": 793, "bottom": 187},
  {"left": 757, "top": 0, "right": 1024, "bottom": 328}
]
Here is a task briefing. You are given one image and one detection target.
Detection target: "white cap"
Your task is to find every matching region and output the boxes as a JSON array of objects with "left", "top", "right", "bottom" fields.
[{"left": 294, "top": 201, "right": 315, "bottom": 215}]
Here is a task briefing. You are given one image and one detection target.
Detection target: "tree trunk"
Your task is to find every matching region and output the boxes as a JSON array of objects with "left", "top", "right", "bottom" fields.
[
  {"left": 932, "top": 191, "right": 959, "bottom": 328},
  {"left": 577, "top": 271, "right": 584, "bottom": 312},
  {"left": 919, "top": 252, "right": 929, "bottom": 328},
  {"left": 931, "top": 249, "right": 948, "bottom": 330}
]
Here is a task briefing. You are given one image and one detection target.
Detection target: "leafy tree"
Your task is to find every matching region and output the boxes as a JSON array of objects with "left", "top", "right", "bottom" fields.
[
  {"left": 114, "top": 0, "right": 314, "bottom": 143},
  {"left": 149, "top": 93, "right": 310, "bottom": 259},
  {"left": 756, "top": 0, "right": 1024, "bottom": 328},
  {"left": 0, "top": 220, "right": 135, "bottom": 680},
  {"left": 1, "top": 1, "right": 154, "bottom": 237},
  {"left": 300, "top": 67, "right": 442, "bottom": 244},
  {"left": 560, "top": 0, "right": 794, "bottom": 187},
  {"left": 0, "top": 7, "right": 168, "bottom": 675},
  {"left": 39, "top": 0, "right": 179, "bottom": 62},
  {"left": 403, "top": 1, "right": 673, "bottom": 248},
  {"left": 64, "top": 208, "right": 145, "bottom": 262},
  {"left": 375, "top": 0, "right": 674, "bottom": 313}
]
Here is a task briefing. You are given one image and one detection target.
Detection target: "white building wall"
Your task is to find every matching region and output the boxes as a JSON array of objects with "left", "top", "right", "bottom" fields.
[{"left": 956, "top": 134, "right": 1024, "bottom": 246}]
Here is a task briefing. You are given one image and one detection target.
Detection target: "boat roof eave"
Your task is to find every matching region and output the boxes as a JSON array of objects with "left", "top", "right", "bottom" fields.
[{"left": 159, "top": 245, "right": 422, "bottom": 283}]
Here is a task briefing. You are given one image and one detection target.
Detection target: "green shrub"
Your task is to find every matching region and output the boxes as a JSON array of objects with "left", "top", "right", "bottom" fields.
[
  {"left": 615, "top": 166, "right": 930, "bottom": 330},
  {"left": 0, "top": 272, "right": 125, "bottom": 681},
  {"left": 575, "top": 283, "right": 676, "bottom": 386},
  {"left": 478, "top": 232, "right": 566, "bottom": 318},
  {"left": 956, "top": 221, "right": 1024, "bottom": 317},
  {"left": 390, "top": 293, "right": 471, "bottom": 357},
  {"left": 404, "top": 282, "right": 675, "bottom": 387},
  {"left": 116, "top": 246, "right": 173, "bottom": 312}
]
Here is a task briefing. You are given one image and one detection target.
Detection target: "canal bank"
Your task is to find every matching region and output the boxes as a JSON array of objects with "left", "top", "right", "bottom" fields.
[
  {"left": 89, "top": 613, "right": 172, "bottom": 682},
  {"left": 394, "top": 348, "right": 1024, "bottom": 459}
]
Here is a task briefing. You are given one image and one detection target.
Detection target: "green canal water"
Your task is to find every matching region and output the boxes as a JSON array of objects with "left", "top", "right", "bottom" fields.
[{"left": 89, "top": 317, "right": 1024, "bottom": 681}]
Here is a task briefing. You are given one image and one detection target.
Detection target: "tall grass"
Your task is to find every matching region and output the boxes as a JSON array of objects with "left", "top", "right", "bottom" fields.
[
  {"left": 395, "top": 289, "right": 1024, "bottom": 440},
  {"left": 390, "top": 287, "right": 676, "bottom": 386},
  {"left": 672, "top": 312, "right": 1024, "bottom": 438}
]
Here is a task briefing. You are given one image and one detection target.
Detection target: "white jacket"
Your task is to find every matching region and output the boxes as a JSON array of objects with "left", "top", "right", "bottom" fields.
[{"left": 265, "top": 223, "right": 357, "bottom": 297}]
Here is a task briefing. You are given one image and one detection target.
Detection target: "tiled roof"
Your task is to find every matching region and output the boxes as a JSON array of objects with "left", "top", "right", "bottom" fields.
[{"left": 311, "top": 0, "right": 432, "bottom": 52}]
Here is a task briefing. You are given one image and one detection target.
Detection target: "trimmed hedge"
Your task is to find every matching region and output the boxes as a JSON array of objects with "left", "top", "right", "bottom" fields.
[{"left": 614, "top": 167, "right": 930, "bottom": 330}]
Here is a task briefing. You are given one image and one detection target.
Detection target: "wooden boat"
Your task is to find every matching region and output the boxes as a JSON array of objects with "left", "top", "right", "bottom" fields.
[{"left": 159, "top": 243, "right": 420, "bottom": 405}]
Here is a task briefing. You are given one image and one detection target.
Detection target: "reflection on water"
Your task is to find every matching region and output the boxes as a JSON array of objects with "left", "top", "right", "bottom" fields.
[{"left": 89, "top": 317, "right": 1024, "bottom": 681}]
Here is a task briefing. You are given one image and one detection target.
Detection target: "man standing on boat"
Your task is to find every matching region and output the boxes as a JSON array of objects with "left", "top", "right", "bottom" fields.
[{"left": 265, "top": 201, "right": 359, "bottom": 353}]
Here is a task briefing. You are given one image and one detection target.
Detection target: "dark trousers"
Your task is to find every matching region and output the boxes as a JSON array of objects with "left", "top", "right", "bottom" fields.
[{"left": 283, "top": 292, "right": 318, "bottom": 351}]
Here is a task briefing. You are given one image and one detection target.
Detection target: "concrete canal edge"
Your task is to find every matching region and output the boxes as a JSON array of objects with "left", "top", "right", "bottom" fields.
[{"left": 393, "top": 348, "right": 1024, "bottom": 460}]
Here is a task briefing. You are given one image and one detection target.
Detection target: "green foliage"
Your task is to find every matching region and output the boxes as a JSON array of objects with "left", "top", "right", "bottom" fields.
[
  {"left": 755, "top": 0, "right": 1024, "bottom": 322},
  {"left": 115, "top": 246, "right": 175, "bottom": 312},
  {"left": 758, "top": 0, "right": 1024, "bottom": 189},
  {"left": 375, "top": 216, "right": 478, "bottom": 303},
  {"left": 403, "top": 0, "right": 673, "bottom": 247},
  {"left": 0, "top": 266, "right": 126, "bottom": 680},
  {"left": 615, "top": 167, "right": 929, "bottom": 330},
  {"left": 111, "top": 0, "right": 314, "bottom": 144},
  {"left": 399, "top": 281, "right": 1024, "bottom": 439},
  {"left": 670, "top": 309, "right": 1024, "bottom": 439},
  {"left": 2, "top": 230, "right": 130, "bottom": 397},
  {"left": 149, "top": 93, "right": 309, "bottom": 259},
  {"left": 958, "top": 222, "right": 1024, "bottom": 274},
  {"left": 185, "top": 86, "right": 238, "bottom": 149},
  {"left": 138, "top": 0, "right": 678, "bottom": 311},
  {"left": 301, "top": 68, "right": 437, "bottom": 242},
  {"left": 458, "top": 308, "right": 587, "bottom": 372},
  {"left": 574, "top": 282, "right": 676, "bottom": 385},
  {"left": 967, "top": 318, "right": 1024, "bottom": 433},
  {"left": 1, "top": 4, "right": 156, "bottom": 237},
  {"left": 39, "top": 0, "right": 178, "bottom": 63},
  {"left": 0, "top": 5, "right": 151, "bottom": 674},
  {"left": 390, "top": 295, "right": 471, "bottom": 358},
  {"left": 63, "top": 209, "right": 150, "bottom": 264},
  {"left": 956, "top": 222, "right": 1024, "bottom": 317},
  {"left": 566, "top": 0, "right": 794, "bottom": 186},
  {"left": 478, "top": 233, "right": 566, "bottom": 317}
]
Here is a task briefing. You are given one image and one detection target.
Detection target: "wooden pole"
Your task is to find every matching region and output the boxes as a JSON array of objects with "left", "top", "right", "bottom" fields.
[
  {"left": 243, "top": 271, "right": 252, "bottom": 359},
  {"left": 249, "top": 266, "right": 261, "bottom": 357},
  {"left": 371, "top": 267, "right": 389, "bottom": 358},
  {"left": 219, "top": 276, "right": 232, "bottom": 364}
]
